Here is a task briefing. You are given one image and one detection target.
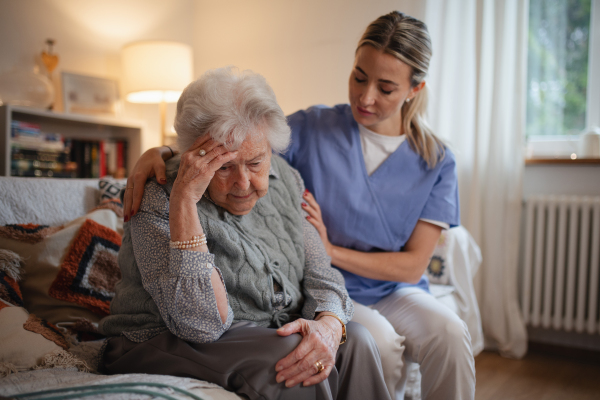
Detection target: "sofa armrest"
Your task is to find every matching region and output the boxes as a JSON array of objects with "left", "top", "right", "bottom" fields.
[{"left": 0, "top": 177, "right": 100, "bottom": 226}]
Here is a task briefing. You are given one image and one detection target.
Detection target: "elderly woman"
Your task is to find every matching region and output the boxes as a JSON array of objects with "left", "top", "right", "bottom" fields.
[{"left": 99, "top": 67, "right": 390, "bottom": 400}]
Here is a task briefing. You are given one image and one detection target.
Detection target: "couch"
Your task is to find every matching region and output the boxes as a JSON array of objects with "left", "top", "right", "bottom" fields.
[{"left": 0, "top": 176, "right": 483, "bottom": 400}]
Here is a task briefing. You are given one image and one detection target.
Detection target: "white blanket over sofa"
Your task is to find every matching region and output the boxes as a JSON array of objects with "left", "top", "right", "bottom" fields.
[{"left": 0, "top": 177, "right": 483, "bottom": 400}]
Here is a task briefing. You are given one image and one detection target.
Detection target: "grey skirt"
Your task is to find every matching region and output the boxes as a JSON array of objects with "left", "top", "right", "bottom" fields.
[{"left": 101, "top": 321, "right": 391, "bottom": 400}]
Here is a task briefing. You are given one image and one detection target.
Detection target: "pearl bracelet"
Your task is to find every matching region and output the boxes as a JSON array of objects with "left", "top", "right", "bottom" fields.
[{"left": 170, "top": 234, "right": 207, "bottom": 249}]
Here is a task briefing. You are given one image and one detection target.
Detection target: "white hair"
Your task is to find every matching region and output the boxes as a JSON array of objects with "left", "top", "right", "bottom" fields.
[{"left": 174, "top": 66, "right": 290, "bottom": 153}]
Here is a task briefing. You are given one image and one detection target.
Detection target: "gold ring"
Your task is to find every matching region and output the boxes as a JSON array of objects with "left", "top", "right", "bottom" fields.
[
  {"left": 198, "top": 149, "right": 206, "bottom": 157},
  {"left": 315, "top": 360, "right": 324, "bottom": 374},
  {"left": 125, "top": 187, "right": 134, "bottom": 190}
]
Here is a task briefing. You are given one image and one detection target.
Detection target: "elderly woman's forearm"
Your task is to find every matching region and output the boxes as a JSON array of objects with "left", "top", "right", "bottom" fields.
[
  {"left": 210, "top": 268, "right": 229, "bottom": 323},
  {"left": 130, "top": 181, "right": 233, "bottom": 341},
  {"left": 301, "top": 219, "right": 353, "bottom": 323},
  {"left": 169, "top": 197, "right": 206, "bottom": 248},
  {"left": 169, "top": 197, "right": 228, "bottom": 323}
]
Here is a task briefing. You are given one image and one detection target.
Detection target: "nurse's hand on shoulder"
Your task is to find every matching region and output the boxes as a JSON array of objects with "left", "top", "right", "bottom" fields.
[
  {"left": 275, "top": 317, "right": 342, "bottom": 387},
  {"left": 302, "top": 191, "right": 333, "bottom": 256},
  {"left": 123, "top": 146, "right": 170, "bottom": 221}
]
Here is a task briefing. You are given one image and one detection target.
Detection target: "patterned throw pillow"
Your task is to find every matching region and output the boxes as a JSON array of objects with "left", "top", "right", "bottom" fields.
[
  {"left": 96, "top": 177, "right": 126, "bottom": 218},
  {"left": 91, "top": 198, "right": 123, "bottom": 219},
  {"left": 426, "top": 231, "right": 451, "bottom": 285},
  {"left": 49, "top": 219, "right": 121, "bottom": 316},
  {"left": 0, "top": 209, "right": 122, "bottom": 329},
  {"left": 0, "top": 249, "right": 24, "bottom": 310},
  {"left": 99, "top": 177, "right": 126, "bottom": 201}
]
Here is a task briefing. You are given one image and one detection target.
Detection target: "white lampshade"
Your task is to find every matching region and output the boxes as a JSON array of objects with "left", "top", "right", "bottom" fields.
[{"left": 122, "top": 41, "right": 193, "bottom": 104}]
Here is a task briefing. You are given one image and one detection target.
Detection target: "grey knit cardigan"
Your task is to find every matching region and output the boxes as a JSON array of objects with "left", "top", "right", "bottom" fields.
[{"left": 100, "top": 154, "right": 307, "bottom": 337}]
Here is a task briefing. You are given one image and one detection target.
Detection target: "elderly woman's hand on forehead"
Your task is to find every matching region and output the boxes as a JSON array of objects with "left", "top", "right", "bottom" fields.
[{"left": 171, "top": 135, "right": 238, "bottom": 204}]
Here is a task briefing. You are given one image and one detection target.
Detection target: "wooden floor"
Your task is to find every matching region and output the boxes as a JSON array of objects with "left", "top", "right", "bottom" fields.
[{"left": 475, "top": 347, "right": 600, "bottom": 400}]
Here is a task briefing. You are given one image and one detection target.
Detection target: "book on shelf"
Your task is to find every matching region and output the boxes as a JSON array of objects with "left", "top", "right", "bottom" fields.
[
  {"left": 11, "top": 121, "right": 66, "bottom": 152},
  {"left": 10, "top": 120, "right": 128, "bottom": 179},
  {"left": 11, "top": 147, "right": 71, "bottom": 163},
  {"left": 68, "top": 139, "right": 128, "bottom": 179},
  {"left": 11, "top": 159, "right": 77, "bottom": 178}
]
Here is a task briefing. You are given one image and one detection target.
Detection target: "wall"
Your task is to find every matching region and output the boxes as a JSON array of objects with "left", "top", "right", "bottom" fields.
[
  {"left": 192, "top": 0, "right": 423, "bottom": 116},
  {"left": 0, "top": 0, "right": 195, "bottom": 151},
  {"left": 523, "top": 164, "right": 600, "bottom": 197},
  {"left": 0, "top": 0, "right": 423, "bottom": 152}
]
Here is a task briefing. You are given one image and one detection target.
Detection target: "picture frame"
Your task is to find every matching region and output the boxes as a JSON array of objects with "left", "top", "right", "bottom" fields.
[{"left": 61, "top": 72, "right": 120, "bottom": 116}]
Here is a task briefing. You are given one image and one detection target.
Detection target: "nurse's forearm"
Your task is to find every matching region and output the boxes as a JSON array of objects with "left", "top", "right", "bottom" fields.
[
  {"left": 159, "top": 145, "right": 177, "bottom": 160},
  {"left": 329, "top": 246, "right": 425, "bottom": 283},
  {"left": 329, "top": 220, "right": 442, "bottom": 283}
]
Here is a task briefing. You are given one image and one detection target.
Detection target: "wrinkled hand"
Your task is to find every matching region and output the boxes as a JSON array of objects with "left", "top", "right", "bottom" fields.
[
  {"left": 171, "top": 136, "right": 237, "bottom": 204},
  {"left": 301, "top": 191, "right": 333, "bottom": 256},
  {"left": 124, "top": 147, "right": 168, "bottom": 221},
  {"left": 275, "top": 316, "right": 342, "bottom": 387}
]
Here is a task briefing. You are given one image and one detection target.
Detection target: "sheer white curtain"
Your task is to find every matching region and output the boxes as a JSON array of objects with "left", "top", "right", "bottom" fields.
[{"left": 424, "top": 0, "right": 529, "bottom": 358}]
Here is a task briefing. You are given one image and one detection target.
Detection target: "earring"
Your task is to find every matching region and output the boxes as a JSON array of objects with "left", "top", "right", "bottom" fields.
[{"left": 406, "top": 98, "right": 411, "bottom": 103}]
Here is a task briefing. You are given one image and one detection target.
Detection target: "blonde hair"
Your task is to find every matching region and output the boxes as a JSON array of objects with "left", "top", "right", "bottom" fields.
[{"left": 358, "top": 11, "right": 445, "bottom": 168}]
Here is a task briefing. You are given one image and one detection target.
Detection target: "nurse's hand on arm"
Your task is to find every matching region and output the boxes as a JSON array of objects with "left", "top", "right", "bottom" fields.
[
  {"left": 124, "top": 146, "right": 174, "bottom": 220},
  {"left": 302, "top": 190, "right": 442, "bottom": 284}
]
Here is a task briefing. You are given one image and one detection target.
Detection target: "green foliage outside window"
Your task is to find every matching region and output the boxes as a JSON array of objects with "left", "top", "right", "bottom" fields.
[{"left": 526, "top": 0, "right": 590, "bottom": 137}]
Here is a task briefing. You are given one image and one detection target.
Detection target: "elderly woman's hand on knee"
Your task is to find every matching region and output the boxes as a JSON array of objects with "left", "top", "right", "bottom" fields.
[{"left": 275, "top": 314, "right": 344, "bottom": 387}]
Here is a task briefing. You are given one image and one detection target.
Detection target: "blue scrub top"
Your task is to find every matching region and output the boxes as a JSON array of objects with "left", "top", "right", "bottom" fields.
[{"left": 283, "top": 104, "right": 460, "bottom": 305}]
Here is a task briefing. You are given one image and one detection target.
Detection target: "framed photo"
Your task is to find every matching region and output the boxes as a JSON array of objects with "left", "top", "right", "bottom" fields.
[{"left": 61, "top": 72, "right": 120, "bottom": 116}]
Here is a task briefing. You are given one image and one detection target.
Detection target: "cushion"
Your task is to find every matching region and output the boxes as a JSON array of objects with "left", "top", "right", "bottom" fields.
[
  {"left": 98, "top": 177, "right": 126, "bottom": 201},
  {"left": 94, "top": 177, "right": 126, "bottom": 218},
  {"left": 426, "top": 231, "right": 451, "bottom": 285},
  {"left": 0, "top": 306, "right": 66, "bottom": 374},
  {"left": 0, "top": 303, "right": 88, "bottom": 376},
  {"left": 0, "top": 273, "right": 24, "bottom": 310},
  {"left": 48, "top": 219, "right": 121, "bottom": 316},
  {"left": 91, "top": 199, "right": 124, "bottom": 218},
  {"left": 0, "top": 209, "right": 122, "bottom": 329},
  {"left": 0, "top": 249, "right": 24, "bottom": 309},
  {"left": 0, "top": 255, "right": 84, "bottom": 376}
]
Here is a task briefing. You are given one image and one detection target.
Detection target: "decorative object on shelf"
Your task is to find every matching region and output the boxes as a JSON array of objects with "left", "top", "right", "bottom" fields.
[
  {"left": 41, "top": 39, "right": 59, "bottom": 77},
  {"left": 40, "top": 38, "right": 59, "bottom": 110},
  {"left": 579, "top": 127, "right": 600, "bottom": 158},
  {"left": 61, "top": 72, "right": 120, "bottom": 116},
  {"left": 121, "top": 41, "right": 193, "bottom": 145},
  {"left": 0, "top": 66, "right": 54, "bottom": 109}
]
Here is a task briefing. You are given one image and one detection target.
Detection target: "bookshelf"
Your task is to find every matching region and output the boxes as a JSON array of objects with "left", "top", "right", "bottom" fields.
[{"left": 0, "top": 105, "right": 142, "bottom": 178}]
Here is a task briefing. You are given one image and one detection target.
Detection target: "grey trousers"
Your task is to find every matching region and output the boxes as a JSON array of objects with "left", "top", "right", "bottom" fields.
[{"left": 102, "top": 322, "right": 391, "bottom": 400}]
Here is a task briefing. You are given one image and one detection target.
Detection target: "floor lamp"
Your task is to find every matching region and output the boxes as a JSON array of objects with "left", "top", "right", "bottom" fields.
[{"left": 121, "top": 41, "right": 193, "bottom": 145}]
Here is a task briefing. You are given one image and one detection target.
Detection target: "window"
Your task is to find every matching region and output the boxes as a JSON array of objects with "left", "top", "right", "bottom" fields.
[{"left": 526, "top": 0, "right": 599, "bottom": 158}]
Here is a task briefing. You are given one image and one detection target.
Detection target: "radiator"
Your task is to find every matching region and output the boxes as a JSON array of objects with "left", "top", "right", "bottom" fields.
[{"left": 521, "top": 195, "right": 600, "bottom": 334}]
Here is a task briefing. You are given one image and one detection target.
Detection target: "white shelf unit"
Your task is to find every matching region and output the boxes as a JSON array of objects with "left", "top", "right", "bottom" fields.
[{"left": 0, "top": 105, "right": 142, "bottom": 177}]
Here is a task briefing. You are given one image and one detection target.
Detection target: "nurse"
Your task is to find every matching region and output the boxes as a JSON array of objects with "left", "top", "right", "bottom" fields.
[{"left": 123, "top": 11, "right": 475, "bottom": 400}]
